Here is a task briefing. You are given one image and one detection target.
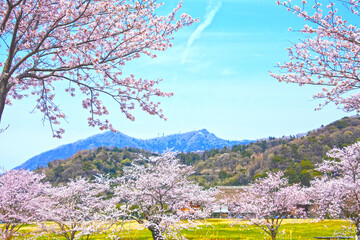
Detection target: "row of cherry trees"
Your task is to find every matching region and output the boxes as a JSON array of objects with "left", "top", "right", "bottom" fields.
[
  {"left": 2, "top": 146, "right": 360, "bottom": 240},
  {"left": 229, "top": 142, "right": 360, "bottom": 240},
  {"left": 0, "top": 152, "right": 217, "bottom": 240}
]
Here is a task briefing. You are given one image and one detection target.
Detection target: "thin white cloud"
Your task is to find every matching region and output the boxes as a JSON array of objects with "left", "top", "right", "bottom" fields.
[{"left": 181, "top": 0, "right": 222, "bottom": 64}]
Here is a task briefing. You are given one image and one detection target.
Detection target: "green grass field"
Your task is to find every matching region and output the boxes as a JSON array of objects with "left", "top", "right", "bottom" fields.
[{"left": 8, "top": 219, "right": 356, "bottom": 240}]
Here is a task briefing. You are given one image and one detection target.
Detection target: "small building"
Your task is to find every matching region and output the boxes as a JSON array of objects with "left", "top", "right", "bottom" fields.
[
  {"left": 212, "top": 204, "right": 229, "bottom": 218},
  {"left": 212, "top": 186, "right": 247, "bottom": 218}
]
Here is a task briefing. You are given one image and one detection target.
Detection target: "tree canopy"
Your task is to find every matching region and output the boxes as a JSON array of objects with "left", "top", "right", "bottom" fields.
[{"left": 0, "top": 0, "right": 194, "bottom": 137}]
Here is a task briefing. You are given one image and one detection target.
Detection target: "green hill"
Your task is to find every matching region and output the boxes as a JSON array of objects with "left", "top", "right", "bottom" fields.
[
  {"left": 37, "top": 116, "right": 360, "bottom": 187},
  {"left": 36, "top": 147, "right": 154, "bottom": 185},
  {"left": 185, "top": 116, "right": 360, "bottom": 187}
]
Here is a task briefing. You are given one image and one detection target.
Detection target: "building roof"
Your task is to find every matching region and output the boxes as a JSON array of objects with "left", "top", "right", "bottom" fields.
[{"left": 215, "top": 186, "right": 248, "bottom": 201}]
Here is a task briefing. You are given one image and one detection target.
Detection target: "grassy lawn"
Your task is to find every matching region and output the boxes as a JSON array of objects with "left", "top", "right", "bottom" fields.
[
  {"left": 183, "top": 219, "right": 354, "bottom": 240},
  {"left": 7, "top": 219, "right": 355, "bottom": 240}
]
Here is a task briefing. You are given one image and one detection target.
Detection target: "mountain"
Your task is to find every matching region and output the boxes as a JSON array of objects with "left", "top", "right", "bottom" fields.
[
  {"left": 16, "top": 129, "right": 252, "bottom": 171},
  {"left": 34, "top": 116, "right": 360, "bottom": 187}
]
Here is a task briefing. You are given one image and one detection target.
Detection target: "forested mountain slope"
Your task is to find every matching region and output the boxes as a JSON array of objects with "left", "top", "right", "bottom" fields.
[
  {"left": 17, "top": 129, "right": 251, "bottom": 171},
  {"left": 37, "top": 117, "right": 360, "bottom": 187},
  {"left": 187, "top": 116, "right": 360, "bottom": 187}
]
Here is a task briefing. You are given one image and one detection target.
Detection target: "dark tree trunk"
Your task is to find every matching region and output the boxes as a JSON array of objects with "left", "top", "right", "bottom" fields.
[
  {"left": 0, "top": 76, "right": 10, "bottom": 124},
  {"left": 268, "top": 225, "right": 278, "bottom": 240},
  {"left": 271, "top": 232, "right": 276, "bottom": 240},
  {"left": 355, "top": 221, "right": 360, "bottom": 239},
  {"left": 148, "top": 224, "right": 164, "bottom": 240},
  {"left": 270, "top": 229, "right": 277, "bottom": 240}
]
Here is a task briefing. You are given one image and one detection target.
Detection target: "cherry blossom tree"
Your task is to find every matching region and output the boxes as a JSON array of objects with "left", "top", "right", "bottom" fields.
[
  {"left": 228, "top": 172, "right": 308, "bottom": 240},
  {"left": 0, "top": 0, "right": 195, "bottom": 137},
  {"left": 271, "top": 0, "right": 360, "bottom": 112},
  {"left": 41, "top": 176, "right": 114, "bottom": 240},
  {"left": 311, "top": 142, "right": 360, "bottom": 238},
  {"left": 114, "top": 152, "right": 217, "bottom": 240},
  {"left": 0, "top": 170, "right": 51, "bottom": 240}
]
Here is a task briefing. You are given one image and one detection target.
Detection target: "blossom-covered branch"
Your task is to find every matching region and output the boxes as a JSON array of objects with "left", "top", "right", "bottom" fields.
[
  {"left": 0, "top": 0, "right": 195, "bottom": 137},
  {"left": 271, "top": 0, "right": 360, "bottom": 112}
]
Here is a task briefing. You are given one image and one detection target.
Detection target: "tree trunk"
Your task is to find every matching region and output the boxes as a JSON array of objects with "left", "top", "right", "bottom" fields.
[
  {"left": 355, "top": 221, "right": 360, "bottom": 240},
  {"left": 5, "top": 233, "right": 13, "bottom": 240},
  {"left": 271, "top": 232, "right": 276, "bottom": 240},
  {"left": 0, "top": 76, "right": 9, "bottom": 124},
  {"left": 270, "top": 228, "right": 277, "bottom": 240},
  {"left": 2, "top": 223, "right": 14, "bottom": 240},
  {"left": 148, "top": 224, "right": 164, "bottom": 240},
  {"left": 3, "top": 231, "right": 13, "bottom": 240}
]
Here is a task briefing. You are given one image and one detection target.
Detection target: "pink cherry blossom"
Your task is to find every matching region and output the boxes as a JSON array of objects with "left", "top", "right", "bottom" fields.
[
  {"left": 40, "top": 176, "right": 113, "bottom": 240},
  {"left": 311, "top": 142, "right": 360, "bottom": 238},
  {"left": 114, "top": 152, "right": 217, "bottom": 240},
  {"left": 228, "top": 172, "right": 309, "bottom": 240},
  {"left": 0, "top": 0, "right": 195, "bottom": 137},
  {"left": 271, "top": 0, "right": 360, "bottom": 113},
  {"left": 0, "top": 170, "right": 51, "bottom": 240}
]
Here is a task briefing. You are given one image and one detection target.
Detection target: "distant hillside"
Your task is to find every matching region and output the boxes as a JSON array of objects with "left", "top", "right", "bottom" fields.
[
  {"left": 16, "top": 129, "right": 252, "bottom": 171},
  {"left": 36, "top": 147, "right": 153, "bottom": 185},
  {"left": 186, "top": 116, "right": 360, "bottom": 187},
  {"left": 36, "top": 116, "right": 360, "bottom": 187}
]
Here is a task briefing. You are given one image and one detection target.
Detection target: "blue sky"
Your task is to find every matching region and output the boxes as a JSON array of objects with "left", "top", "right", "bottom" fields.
[{"left": 0, "top": 0, "right": 353, "bottom": 169}]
